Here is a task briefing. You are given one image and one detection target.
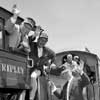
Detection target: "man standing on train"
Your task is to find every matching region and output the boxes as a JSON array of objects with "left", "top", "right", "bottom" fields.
[
  {"left": 29, "top": 31, "right": 56, "bottom": 100},
  {"left": 5, "top": 4, "right": 35, "bottom": 53}
]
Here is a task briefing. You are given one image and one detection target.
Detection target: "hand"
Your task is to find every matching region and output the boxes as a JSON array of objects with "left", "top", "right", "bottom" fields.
[
  {"left": 12, "top": 4, "right": 20, "bottom": 16},
  {"left": 79, "top": 60, "right": 84, "bottom": 70},
  {"left": 50, "top": 63, "right": 57, "bottom": 69},
  {"left": 21, "top": 41, "right": 29, "bottom": 48},
  {"left": 28, "top": 31, "right": 35, "bottom": 37},
  {"left": 48, "top": 81, "right": 57, "bottom": 92},
  {"left": 72, "top": 67, "right": 83, "bottom": 75},
  {"left": 44, "top": 66, "right": 51, "bottom": 73},
  {"left": 35, "top": 26, "right": 43, "bottom": 36}
]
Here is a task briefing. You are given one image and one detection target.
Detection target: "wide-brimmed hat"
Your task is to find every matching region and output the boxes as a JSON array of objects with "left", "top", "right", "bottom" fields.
[
  {"left": 39, "top": 31, "right": 48, "bottom": 39},
  {"left": 24, "top": 17, "right": 36, "bottom": 29}
]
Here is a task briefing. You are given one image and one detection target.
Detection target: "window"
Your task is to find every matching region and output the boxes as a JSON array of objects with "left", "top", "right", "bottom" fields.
[
  {"left": 0, "top": 31, "right": 2, "bottom": 46},
  {"left": 0, "top": 17, "right": 4, "bottom": 49}
]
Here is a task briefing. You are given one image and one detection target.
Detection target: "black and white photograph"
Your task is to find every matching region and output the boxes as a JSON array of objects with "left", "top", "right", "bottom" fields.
[{"left": 0, "top": 0, "right": 100, "bottom": 100}]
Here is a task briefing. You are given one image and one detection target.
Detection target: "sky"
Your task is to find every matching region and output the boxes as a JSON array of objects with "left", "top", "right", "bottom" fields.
[{"left": 0, "top": 0, "right": 100, "bottom": 56}]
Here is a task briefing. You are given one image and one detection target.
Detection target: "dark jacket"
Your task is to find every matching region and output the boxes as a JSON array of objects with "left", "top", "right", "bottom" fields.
[
  {"left": 29, "top": 41, "right": 56, "bottom": 75},
  {"left": 54, "top": 73, "right": 90, "bottom": 100}
]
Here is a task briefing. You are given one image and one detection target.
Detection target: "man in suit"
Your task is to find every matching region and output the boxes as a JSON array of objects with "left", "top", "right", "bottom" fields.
[
  {"left": 29, "top": 31, "right": 56, "bottom": 100},
  {"left": 5, "top": 5, "right": 36, "bottom": 52},
  {"left": 50, "top": 62, "right": 90, "bottom": 100}
]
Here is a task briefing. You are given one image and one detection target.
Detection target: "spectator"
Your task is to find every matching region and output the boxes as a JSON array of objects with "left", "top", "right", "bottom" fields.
[
  {"left": 73, "top": 55, "right": 84, "bottom": 70},
  {"left": 62, "top": 54, "right": 67, "bottom": 64},
  {"left": 60, "top": 54, "right": 77, "bottom": 73},
  {"left": 49, "top": 64, "right": 90, "bottom": 100}
]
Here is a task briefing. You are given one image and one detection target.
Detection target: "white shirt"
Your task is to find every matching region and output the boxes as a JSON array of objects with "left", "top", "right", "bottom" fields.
[{"left": 38, "top": 47, "right": 43, "bottom": 58}]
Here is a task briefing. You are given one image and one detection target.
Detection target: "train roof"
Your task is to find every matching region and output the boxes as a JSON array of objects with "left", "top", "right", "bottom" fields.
[
  {"left": 56, "top": 50, "right": 96, "bottom": 56},
  {"left": 0, "top": 6, "right": 23, "bottom": 24}
]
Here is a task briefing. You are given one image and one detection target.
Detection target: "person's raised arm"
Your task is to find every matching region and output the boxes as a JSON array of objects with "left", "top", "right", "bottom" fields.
[{"left": 5, "top": 4, "right": 20, "bottom": 34}]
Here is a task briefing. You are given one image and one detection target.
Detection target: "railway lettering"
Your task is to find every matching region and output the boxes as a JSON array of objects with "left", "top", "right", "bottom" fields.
[{"left": 0, "top": 62, "right": 24, "bottom": 74}]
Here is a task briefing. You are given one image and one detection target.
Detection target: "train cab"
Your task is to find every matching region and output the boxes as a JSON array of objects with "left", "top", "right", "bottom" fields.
[
  {"left": 0, "top": 6, "right": 30, "bottom": 100},
  {"left": 0, "top": 6, "right": 50, "bottom": 100}
]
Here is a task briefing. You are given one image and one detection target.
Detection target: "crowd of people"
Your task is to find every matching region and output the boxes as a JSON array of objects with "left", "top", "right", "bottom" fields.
[
  {"left": 49, "top": 54, "right": 90, "bottom": 100},
  {"left": 4, "top": 5, "right": 90, "bottom": 100},
  {"left": 5, "top": 5, "right": 56, "bottom": 100}
]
